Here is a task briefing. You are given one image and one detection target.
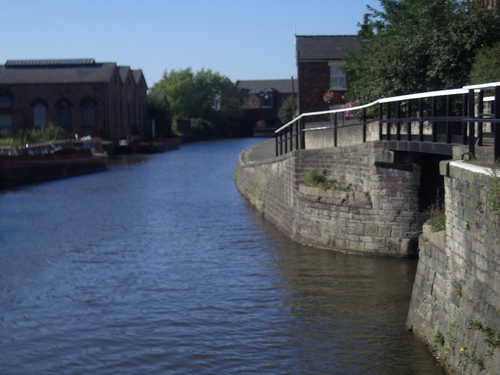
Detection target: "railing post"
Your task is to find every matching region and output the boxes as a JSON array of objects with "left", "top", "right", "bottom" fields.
[
  {"left": 378, "top": 103, "right": 383, "bottom": 141},
  {"left": 477, "top": 89, "right": 484, "bottom": 146},
  {"left": 362, "top": 107, "right": 367, "bottom": 143},
  {"left": 407, "top": 99, "right": 412, "bottom": 142},
  {"left": 284, "top": 126, "right": 288, "bottom": 154},
  {"left": 386, "top": 103, "right": 391, "bottom": 141},
  {"left": 462, "top": 92, "right": 468, "bottom": 145},
  {"left": 334, "top": 112, "right": 338, "bottom": 147},
  {"left": 419, "top": 98, "right": 424, "bottom": 142},
  {"left": 432, "top": 96, "right": 437, "bottom": 143},
  {"left": 468, "top": 89, "right": 475, "bottom": 158},
  {"left": 396, "top": 101, "right": 401, "bottom": 140},
  {"left": 446, "top": 95, "right": 452, "bottom": 144},
  {"left": 275, "top": 131, "right": 279, "bottom": 157},
  {"left": 495, "top": 86, "right": 500, "bottom": 162},
  {"left": 294, "top": 121, "right": 300, "bottom": 150},
  {"left": 300, "top": 117, "right": 305, "bottom": 150}
]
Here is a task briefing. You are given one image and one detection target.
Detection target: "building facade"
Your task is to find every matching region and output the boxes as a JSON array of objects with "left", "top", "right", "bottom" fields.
[
  {"left": 236, "top": 79, "right": 297, "bottom": 132},
  {"left": 295, "top": 35, "right": 359, "bottom": 117},
  {"left": 0, "top": 59, "right": 148, "bottom": 139}
]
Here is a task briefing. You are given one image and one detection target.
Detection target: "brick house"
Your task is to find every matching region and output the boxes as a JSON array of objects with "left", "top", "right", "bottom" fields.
[
  {"left": 0, "top": 59, "right": 148, "bottom": 138},
  {"left": 295, "top": 35, "right": 360, "bottom": 117},
  {"left": 236, "top": 79, "right": 297, "bottom": 132}
]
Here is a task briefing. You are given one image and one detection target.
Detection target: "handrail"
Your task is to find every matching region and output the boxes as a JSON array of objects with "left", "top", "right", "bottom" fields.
[
  {"left": 275, "top": 82, "right": 500, "bottom": 160},
  {"left": 276, "top": 87, "right": 472, "bottom": 134}
]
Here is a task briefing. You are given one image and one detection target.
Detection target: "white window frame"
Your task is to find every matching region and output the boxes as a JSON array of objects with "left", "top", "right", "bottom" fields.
[{"left": 329, "top": 62, "right": 347, "bottom": 90}]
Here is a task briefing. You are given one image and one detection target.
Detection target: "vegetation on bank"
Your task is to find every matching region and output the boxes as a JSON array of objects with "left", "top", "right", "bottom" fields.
[
  {"left": 150, "top": 68, "right": 246, "bottom": 140},
  {"left": 0, "top": 125, "right": 70, "bottom": 147}
]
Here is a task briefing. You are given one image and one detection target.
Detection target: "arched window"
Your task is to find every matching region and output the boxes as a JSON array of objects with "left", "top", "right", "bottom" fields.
[
  {"left": 57, "top": 100, "right": 72, "bottom": 128},
  {"left": 33, "top": 102, "right": 47, "bottom": 127},
  {"left": 81, "top": 99, "right": 96, "bottom": 127}
]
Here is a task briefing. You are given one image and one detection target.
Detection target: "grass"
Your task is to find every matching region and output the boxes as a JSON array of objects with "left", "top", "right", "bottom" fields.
[{"left": 424, "top": 202, "right": 446, "bottom": 232}]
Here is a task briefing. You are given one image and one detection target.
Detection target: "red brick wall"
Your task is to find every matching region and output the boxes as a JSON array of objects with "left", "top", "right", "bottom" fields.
[
  {"left": 0, "top": 69, "right": 149, "bottom": 139},
  {"left": 298, "top": 61, "right": 330, "bottom": 118}
]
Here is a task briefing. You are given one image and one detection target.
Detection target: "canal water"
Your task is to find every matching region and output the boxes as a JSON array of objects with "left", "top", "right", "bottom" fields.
[{"left": 0, "top": 139, "right": 444, "bottom": 374}]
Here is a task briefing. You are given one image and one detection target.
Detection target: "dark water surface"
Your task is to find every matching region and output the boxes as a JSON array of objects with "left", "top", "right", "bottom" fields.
[{"left": 0, "top": 139, "right": 443, "bottom": 374}]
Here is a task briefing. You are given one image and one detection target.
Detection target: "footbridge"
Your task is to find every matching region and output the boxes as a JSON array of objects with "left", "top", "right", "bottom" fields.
[
  {"left": 275, "top": 82, "right": 500, "bottom": 160},
  {"left": 235, "top": 82, "right": 500, "bottom": 257}
]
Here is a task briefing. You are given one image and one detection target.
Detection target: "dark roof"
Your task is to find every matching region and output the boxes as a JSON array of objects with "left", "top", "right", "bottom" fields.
[
  {"left": 0, "top": 59, "right": 117, "bottom": 84},
  {"left": 295, "top": 35, "right": 360, "bottom": 61},
  {"left": 5, "top": 59, "right": 95, "bottom": 66},
  {"left": 119, "top": 66, "right": 131, "bottom": 82},
  {"left": 132, "top": 69, "right": 147, "bottom": 88},
  {"left": 236, "top": 79, "right": 295, "bottom": 94}
]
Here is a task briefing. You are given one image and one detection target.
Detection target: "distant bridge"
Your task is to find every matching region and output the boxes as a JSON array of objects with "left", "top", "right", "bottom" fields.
[{"left": 276, "top": 82, "right": 500, "bottom": 160}]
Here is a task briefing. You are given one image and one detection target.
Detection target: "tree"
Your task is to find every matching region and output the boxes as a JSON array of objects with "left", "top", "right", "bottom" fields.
[
  {"left": 469, "top": 42, "right": 500, "bottom": 84},
  {"left": 147, "top": 93, "right": 173, "bottom": 138},
  {"left": 343, "top": 0, "right": 500, "bottom": 104},
  {"left": 151, "top": 68, "right": 243, "bottom": 139},
  {"left": 278, "top": 96, "right": 298, "bottom": 124}
]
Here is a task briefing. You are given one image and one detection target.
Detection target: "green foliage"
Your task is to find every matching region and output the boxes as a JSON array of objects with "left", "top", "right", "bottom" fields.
[
  {"left": 151, "top": 67, "right": 244, "bottom": 139},
  {"left": 459, "top": 347, "right": 484, "bottom": 370},
  {"left": 0, "top": 125, "right": 70, "bottom": 147},
  {"left": 470, "top": 42, "right": 500, "bottom": 84},
  {"left": 147, "top": 94, "right": 173, "bottom": 137},
  {"left": 488, "top": 162, "right": 500, "bottom": 216},
  {"left": 434, "top": 331, "right": 445, "bottom": 346},
  {"left": 344, "top": 0, "right": 500, "bottom": 104},
  {"left": 278, "top": 96, "right": 298, "bottom": 124},
  {"left": 470, "top": 320, "right": 500, "bottom": 349},
  {"left": 424, "top": 202, "right": 445, "bottom": 232},
  {"left": 303, "top": 170, "right": 350, "bottom": 191}
]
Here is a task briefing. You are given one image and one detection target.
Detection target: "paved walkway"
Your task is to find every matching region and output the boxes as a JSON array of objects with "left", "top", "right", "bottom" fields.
[{"left": 243, "top": 138, "right": 276, "bottom": 163}]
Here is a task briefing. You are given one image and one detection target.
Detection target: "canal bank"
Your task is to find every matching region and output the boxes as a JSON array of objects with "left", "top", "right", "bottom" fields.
[
  {"left": 235, "top": 139, "right": 500, "bottom": 374},
  {"left": 235, "top": 138, "right": 424, "bottom": 257}
]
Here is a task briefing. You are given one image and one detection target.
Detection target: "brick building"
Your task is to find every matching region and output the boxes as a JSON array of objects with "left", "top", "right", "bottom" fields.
[
  {"left": 0, "top": 59, "right": 148, "bottom": 138},
  {"left": 295, "top": 35, "right": 359, "bottom": 117},
  {"left": 236, "top": 79, "right": 296, "bottom": 132}
]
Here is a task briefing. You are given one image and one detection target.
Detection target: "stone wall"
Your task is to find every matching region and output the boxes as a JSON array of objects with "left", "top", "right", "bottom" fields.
[
  {"left": 235, "top": 140, "right": 424, "bottom": 256},
  {"left": 407, "top": 160, "right": 500, "bottom": 374}
]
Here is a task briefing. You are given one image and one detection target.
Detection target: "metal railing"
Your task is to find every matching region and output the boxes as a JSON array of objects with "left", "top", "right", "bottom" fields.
[{"left": 275, "top": 82, "right": 500, "bottom": 160}]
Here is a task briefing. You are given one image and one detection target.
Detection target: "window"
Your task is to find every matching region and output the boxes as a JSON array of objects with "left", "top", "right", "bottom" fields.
[
  {"left": 330, "top": 65, "right": 347, "bottom": 90},
  {"left": 261, "top": 91, "right": 274, "bottom": 108},
  {"left": 82, "top": 99, "right": 96, "bottom": 127},
  {"left": 57, "top": 100, "right": 72, "bottom": 128},
  {"left": 0, "top": 115, "right": 12, "bottom": 131},
  {"left": 33, "top": 102, "right": 47, "bottom": 127},
  {"left": 0, "top": 91, "right": 12, "bottom": 109}
]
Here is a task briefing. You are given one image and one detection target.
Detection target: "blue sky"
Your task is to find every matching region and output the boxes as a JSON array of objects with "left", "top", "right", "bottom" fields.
[{"left": 1, "top": 0, "right": 380, "bottom": 87}]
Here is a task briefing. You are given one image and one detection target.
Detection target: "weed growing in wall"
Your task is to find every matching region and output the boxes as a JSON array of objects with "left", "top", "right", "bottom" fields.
[
  {"left": 303, "top": 170, "right": 350, "bottom": 191},
  {"left": 425, "top": 202, "right": 446, "bottom": 232},
  {"left": 434, "top": 331, "right": 445, "bottom": 346},
  {"left": 469, "top": 320, "right": 500, "bottom": 349},
  {"left": 488, "top": 162, "right": 500, "bottom": 216},
  {"left": 459, "top": 347, "right": 485, "bottom": 370}
]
